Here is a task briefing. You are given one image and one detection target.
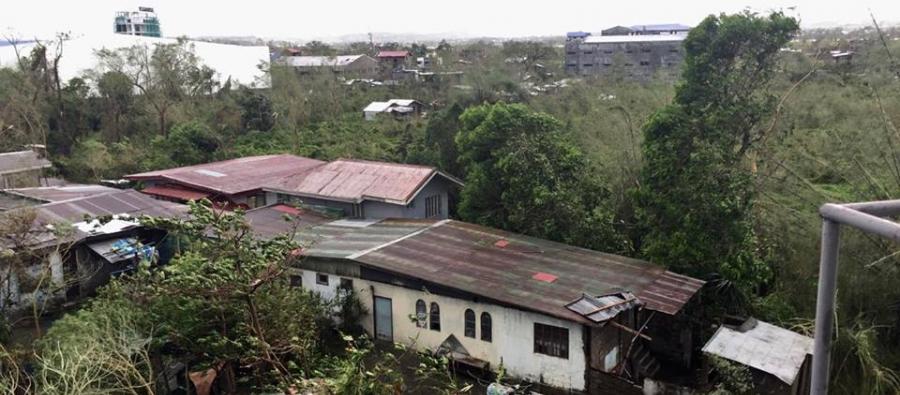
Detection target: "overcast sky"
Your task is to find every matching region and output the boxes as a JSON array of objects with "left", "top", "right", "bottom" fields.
[{"left": 3, "top": 0, "right": 898, "bottom": 41}]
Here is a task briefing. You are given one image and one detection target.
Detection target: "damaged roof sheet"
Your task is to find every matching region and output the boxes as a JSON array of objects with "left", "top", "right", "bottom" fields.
[
  {"left": 127, "top": 155, "right": 326, "bottom": 195},
  {"left": 566, "top": 292, "right": 643, "bottom": 323},
  {"left": 703, "top": 319, "right": 813, "bottom": 385},
  {"left": 295, "top": 219, "right": 703, "bottom": 323}
]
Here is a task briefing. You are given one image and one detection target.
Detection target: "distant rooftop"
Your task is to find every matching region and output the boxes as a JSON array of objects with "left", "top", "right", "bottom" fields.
[
  {"left": 584, "top": 35, "right": 687, "bottom": 44},
  {"left": 376, "top": 50, "right": 410, "bottom": 58},
  {"left": 127, "top": 155, "right": 326, "bottom": 196},
  {"left": 281, "top": 55, "right": 369, "bottom": 67},
  {"left": 629, "top": 23, "right": 692, "bottom": 32}
]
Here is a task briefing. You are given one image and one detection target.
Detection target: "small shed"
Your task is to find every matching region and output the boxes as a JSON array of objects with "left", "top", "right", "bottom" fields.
[
  {"left": 363, "top": 99, "right": 423, "bottom": 121},
  {"left": 703, "top": 318, "right": 813, "bottom": 395}
]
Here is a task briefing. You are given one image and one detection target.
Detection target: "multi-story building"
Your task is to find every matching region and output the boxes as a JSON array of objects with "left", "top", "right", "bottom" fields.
[
  {"left": 565, "top": 24, "right": 690, "bottom": 80},
  {"left": 114, "top": 7, "right": 162, "bottom": 37}
]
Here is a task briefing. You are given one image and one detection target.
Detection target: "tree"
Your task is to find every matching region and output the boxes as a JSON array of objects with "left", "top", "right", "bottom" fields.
[
  {"left": 235, "top": 87, "right": 275, "bottom": 132},
  {"left": 302, "top": 40, "right": 335, "bottom": 56},
  {"left": 151, "top": 121, "right": 220, "bottom": 167},
  {"left": 95, "top": 39, "right": 217, "bottom": 137},
  {"left": 96, "top": 71, "right": 136, "bottom": 142},
  {"left": 456, "top": 103, "right": 627, "bottom": 252},
  {"left": 635, "top": 12, "right": 799, "bottom": 295}
]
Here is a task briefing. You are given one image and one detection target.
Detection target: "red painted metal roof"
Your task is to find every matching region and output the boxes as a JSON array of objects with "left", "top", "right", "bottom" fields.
[
  {"left": 271, "top": 159, "right": 460, "bottom": 204},
  {"left": 126, "top": 155, "right": 326, "bottom": 195},
  {"left": 376, "top": 50, "right": 409, "bottom": 58},
  {"left": 346, "top": 220, "right": 704, "bottom": 323},
  {"left": 141, "top": 185, "right": 210, "bottom": 201}
]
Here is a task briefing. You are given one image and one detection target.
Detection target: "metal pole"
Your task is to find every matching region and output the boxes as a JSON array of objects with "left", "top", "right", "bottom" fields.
[{"left": 811, "top": 220, "right": 841, "bottom": 395}]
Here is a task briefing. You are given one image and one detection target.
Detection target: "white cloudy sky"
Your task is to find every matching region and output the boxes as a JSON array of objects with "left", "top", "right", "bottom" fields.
[{"left": 2, "top": 0, "right": 898, "bottom": 40}]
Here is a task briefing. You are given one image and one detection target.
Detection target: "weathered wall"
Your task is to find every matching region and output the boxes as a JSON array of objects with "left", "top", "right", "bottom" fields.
[
  {"left": 1, "top": 169, "right": 43, "bottom": 189},
  {"left": 294, "top": 267, "right": 588, "bottom": 391},
  {"left": 564, "top": 40, "right": 684, "bottom": 80},
  {"left": 272, "top": 176, "right": 452, "bottom": 220}
]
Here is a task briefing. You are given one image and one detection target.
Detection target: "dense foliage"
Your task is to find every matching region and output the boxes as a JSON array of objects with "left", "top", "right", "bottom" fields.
[
  {"left": 637, "top": 12, "right": 800, "bottom": 295},
  {"left": 2, "top": 10, "right": 900, "bottom": 393}
]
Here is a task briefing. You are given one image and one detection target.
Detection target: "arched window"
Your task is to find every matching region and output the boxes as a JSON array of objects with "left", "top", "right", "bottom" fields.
[
  {"left": 415, "top": 300, "right": 427, "bottom": 328},
  {"left": 481, "top": 312, "right": 492, "bottom": 342},
  {"left": 429, "top": 302, "right": 441, "bottom": 331},
  {"left": 464, "top": 309, "right": 476, "bottom": 338}
]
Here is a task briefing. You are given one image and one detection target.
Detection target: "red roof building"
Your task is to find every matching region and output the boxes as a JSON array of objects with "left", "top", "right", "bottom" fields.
[{"left": 126, "top": 155, "right": 462, "bottom": 219}]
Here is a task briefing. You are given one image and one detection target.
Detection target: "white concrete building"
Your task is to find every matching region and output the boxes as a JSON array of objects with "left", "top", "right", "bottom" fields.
[{"left": 246, "top": 213, "right": 705, "bottom": 393}]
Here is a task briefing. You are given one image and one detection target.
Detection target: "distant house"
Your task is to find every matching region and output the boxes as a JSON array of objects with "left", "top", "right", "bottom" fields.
[
  {"left": 264, "top": 158, "right": 461, "bottom": 220},
  {"left": 126, "top": 155, "right": 325, "bottom": 210},
  {"left": 279, "top": 55, "right": 378, "bottom": 77},
  {"left": 376, "top": 50, "right": 411, "bottom": 71},
  {"left": 601, "top": 24, "right": 692, "bottom": 36},
  {"left": 126, "top": 155, "right": 462, "bottom": 220},
  {"left": 703, "top": 318, "right": 813, "bottom": 395},
  {"left": 0, "top": 189, "right": 186, "bottom": 315},
  {"left": 362, "top": 99, "right": 424, "bottom": 121},
  {"left": 243, "top": 213, "right": 705, "bottom": 393},
  {"left": 0, "top": 148, "right": 52, "bottom": 189}
]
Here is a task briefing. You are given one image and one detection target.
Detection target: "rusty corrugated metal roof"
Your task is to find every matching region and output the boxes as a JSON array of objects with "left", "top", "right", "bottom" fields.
[
  {"left": 270, "top": 159, "right": 462, "bottom": 205},
  {"left": 566, "top": 292, "right": 643, "bottom": 323},
  {"left": 2, "top": 190, "right": 187, "bottom": 250},
  {"left": 244, "top": 204, "right": 333, "bottom": 240},
  {"left": 35, "top": 189, "right": 187, "bottom": 224},
  {"left": 126, "top": 155, "right": 326, "bottom": 195},
  {"left": 289, "top": 219, "right": 704, "bottom": 323},
  {"left": 3, "top": 185, "right": 118, "bottom": 202}
]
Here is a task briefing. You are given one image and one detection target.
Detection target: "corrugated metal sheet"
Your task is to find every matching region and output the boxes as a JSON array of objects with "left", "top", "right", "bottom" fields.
[
  {"left": 273, "top": 159, "right": 456, "bottom": 205},
  {"left": 2, "top": 189, "right": 187, "bottom": 250},
  {"left": 0, "top": 150, "right": 51, "bottom": 175},
  {"left": 320, "top": 220, "right": 703, "bottom": 322},
  {"left": 244, "top": 204, "right": 333, "bottom": 240},
  {"left": 127, "top": 155, "right": 326, "bottom": 195},
  {"left": 3, "top": 185, "right": 118, "bottom": 202},
  {"left": 703, "top": 319, "right": 813, "bottom": 385},
  {"left": 35, "top": 189, "right": 187, "bottom": 224},
  {"left": 566, "top": 292, "right": 643, "bottom": 323}
]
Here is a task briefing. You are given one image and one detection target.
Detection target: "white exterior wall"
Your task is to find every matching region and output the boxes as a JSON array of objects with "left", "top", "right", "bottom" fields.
[{"left": 295, "top": 268, "right": 587, "bottom": 391}]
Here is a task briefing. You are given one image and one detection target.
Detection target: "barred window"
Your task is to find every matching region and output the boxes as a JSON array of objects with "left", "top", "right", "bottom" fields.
[
  {"left": 429, "top": 302, "right": 441, "bottom": 331},
  {"left": 534, "top": 323, "right": 568, "bottom": 359},
  {"left": 481, "top": 312, "right": 492, "bottom": 342},
  {"left": 464, "top": 309, "right": 476, "bottom": 338}
]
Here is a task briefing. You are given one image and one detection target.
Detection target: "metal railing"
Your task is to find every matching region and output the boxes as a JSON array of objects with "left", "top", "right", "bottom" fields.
[{"left": 812, "top": 200, "right": 900, "bottom": 394}]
